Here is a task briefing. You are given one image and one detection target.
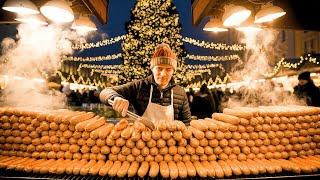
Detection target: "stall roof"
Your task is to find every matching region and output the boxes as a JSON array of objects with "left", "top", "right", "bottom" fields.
[
  {"left": 192, "top": 0, "right": 320, "bottom": 31},
  {"left": 0, "top": 0, "right": 108, "bottom": 24}
]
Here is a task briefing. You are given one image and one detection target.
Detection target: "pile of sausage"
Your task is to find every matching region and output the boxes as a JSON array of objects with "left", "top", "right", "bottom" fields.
[{"left": 0, "top": 105, "right": 320, "bottom": 178}]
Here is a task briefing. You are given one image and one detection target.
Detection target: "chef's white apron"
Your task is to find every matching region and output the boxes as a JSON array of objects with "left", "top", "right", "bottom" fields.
[{"left": 142, "top": 85, "right": 174, "bottom": 126}]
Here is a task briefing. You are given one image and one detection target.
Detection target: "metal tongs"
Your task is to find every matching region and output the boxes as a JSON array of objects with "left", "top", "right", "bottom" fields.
[{"left": 108, "top": 99, "right": 155, "bottom": 130}]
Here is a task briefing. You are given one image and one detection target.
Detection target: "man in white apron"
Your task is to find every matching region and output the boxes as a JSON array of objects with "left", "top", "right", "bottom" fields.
[{"left": 100, "top": 43, "right": 191, "bottom": 125}]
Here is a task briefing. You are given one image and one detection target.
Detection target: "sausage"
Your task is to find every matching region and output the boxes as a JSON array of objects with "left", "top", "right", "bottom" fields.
[
  {"left": 254, "top": 159, "right": 275, "bottom": 174},
  {"left": 190, "top": 120, "right": 208, "bottom": 131},
  {"left": 35, "top": 159, "right": 55, "bottom": 174},
  {"left": 142, "top": 130, "right": 152, "bottom": 141},
  {"left": 233, "top": 159, "right": 251, "bottom": 175},
  {"left": 262, "top": 159, "right": 282, "bottom": 173},
  {"left": 85, "top": 160, "right": 104, "bottom": 175},
  {"left": 182, "top": 129, "right": 192, "bottom": 139},
  {"left": 209, "top": 161, "right": 224, "bottom": 178},
  {"left": 290, "top": 158, "right": 313, "bottom": 173},
  {"left": 212, "top": 113, "right": 240, "bottom": 125},
  {"left": 137, "top": 161, "right": 149, "bottom": 177},
  {"left": 184, "top": 161, "right": 197, "bottom": 177},
  {"left": 223, "top": 108, "right": 253, "bottom": 119},
  {"left": 55, "top": 159, "right": 73, "bottom": 174},
  {"left": 176, "top": 161, "right": 188, "bottom": 178},
  {"left": 248, "top": 159, "right": 266, "bottom": 174},
  {"left": 149, "top": 161, "right": 160, "bottom": 178},
  {"left": 64, "top": 160, "right": 79, "bottom": 174},
  {"left": 243, "top": 160, "right": 259, "bottom": 175},
  {"left": 121, "top": 126, "right": 133, "bottom": 139},
  {"left": 151, "top": 130, "right": 161, "bottom": 140},
  {"left": 201, "top": 160, "right": 215, "bottom": 177},
  {"left": 270, "top": 159, "right": 291, "bottom": 172},
  {"left": 217, "top": 160, "right": 232, "bottom": 177},
  {"left": 279, "top": 159, "right": 301, "bottom": 173},
  {"left": 90, "top": 124, "right": 107, "bottom": 140},
  {"left": 168, "top": 161, "right": 179, "bottom": 179},
  {"left": 69, "top": 112, "right": 95, "bottom": 125},
  {"left": 6, "top": 157, "right": 30, "bottom": 170},
  {"left": 127, "top": 161, "right": 140, "bottom": 177},
  {"left": 116, "top": 161, "right": 131, "bottom": 177},
  {"left": 75, "top": 117, "right": 98, "bottom": 132},
  {"left": 131, "top": 131, "right": 141, "bottom": 142},
  {"left": 175, "top": 120, "right": 186, "bottom": 131},
  {"left": 108, "top": 161, "right": 122, "bottom": 177},
  {"left": 99, "top": 123, "right": 114, "bottom": 139},
  {"left": 189, "top": 126, "right": 205, "bottom": 140},
  {"left": 15, "top": 158, "right": 37, "bottom": 171},
  {"left": 159, "top": 161, "right": 170, "bottom": 178},
  {"left": 72, "top": 159, "right": 88, "bottom": 175},
  {"left": 115, "top": 119, "right": 128, "bottom": 131},
  {"left": 85, "top": 117, "right": 106, "bottom": 132},
  {"left": 47, "top": 159, "right": 65, "bottom": 173},
  {"left": 225, "top": 159, "right": 242, "bottom": 176},
  {"left": 24, "top": 159, "right": 45, "bottom": 173}
]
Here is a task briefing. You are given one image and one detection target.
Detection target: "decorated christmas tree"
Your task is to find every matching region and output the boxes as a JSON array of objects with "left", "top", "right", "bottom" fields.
[{"left": 120, "top": 0, "right": 187, "bottom": 85}]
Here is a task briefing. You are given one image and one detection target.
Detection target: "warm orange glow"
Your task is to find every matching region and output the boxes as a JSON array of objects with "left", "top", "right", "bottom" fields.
[
  {"left": 222, "top": 5, "right": 251, "bottom": 27},
  {"left": 15, "top": 15, "right": 48, "bottom": 26},
  {"left": 2, "top": 0, "right": 39, "bottom": 15},
  {"left": 40, "top": 0, "right": 74, "bottom": 23},
  {"left": 255, "top": 4, "right": 286, "bottom": 23},
  {"left": 236, "top": 26, "right": 262, "bottom": 33},
  {"left": 203, "top": 18, "right": 228, "bottom": 33}
]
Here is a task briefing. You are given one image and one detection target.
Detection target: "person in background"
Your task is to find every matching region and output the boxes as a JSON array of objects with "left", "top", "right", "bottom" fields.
[
  {"left": 99, "top": 43, "right": 191, "bottom": 124},
  {"left": 294, "top": 71, "right": 320, "bottom": 107},
  {"left": 191, "top": 83, "right": 216, "bottom": 119},
  {"left": 186, "top": 88, "right": 194, "bottom": 111}
]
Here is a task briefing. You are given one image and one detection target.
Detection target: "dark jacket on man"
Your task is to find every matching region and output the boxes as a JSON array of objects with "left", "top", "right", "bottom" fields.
[
  {"left": 100, "top": 75, "right": 191, "bottom": 124},
  {"left": 294, "top": 81, "right": 320, "bottom": 107}
]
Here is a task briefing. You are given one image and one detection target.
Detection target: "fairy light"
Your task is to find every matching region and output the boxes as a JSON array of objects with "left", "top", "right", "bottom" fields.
[{"left": 182, "top": 37, "right": 245, "bottom": 51}]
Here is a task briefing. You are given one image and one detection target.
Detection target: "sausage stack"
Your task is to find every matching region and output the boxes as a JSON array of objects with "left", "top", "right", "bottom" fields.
[{"left": 0, "top": 105, "right": 320, "bottom": 178}]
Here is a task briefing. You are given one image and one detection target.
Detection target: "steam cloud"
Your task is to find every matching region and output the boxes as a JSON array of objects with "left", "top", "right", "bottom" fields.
[
  {"left": 225, "top": 29, "right": 305, "bottom": 108},
  {"left": 0, "top": 24, "right": 86, "bottom": 110}
]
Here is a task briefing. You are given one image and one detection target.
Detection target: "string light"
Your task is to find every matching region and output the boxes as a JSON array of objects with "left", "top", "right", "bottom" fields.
[
  {"left": 186, "top": 74, "right": 231, "bottom": 89},
  {"left": 77, "top": 63, "right": 122, "bottom": 71},
  {"left": 186, "top": 63, "right": 226, "bottom": 72},
  {"left": 56, "top": 71, "right": 108, "bottom": 88},
  {"left": 264, "top": 54, "right": 319, "bottom": 78},
  {"left": 182, "top": 37, "right": 245, "bottom": 51},
  {"left": 62, "top": 53, "right": 122, "bottom": 62},
  {"left": 184, "top": 54, "right": 241, "bottom": 62},
  {"left": 72, "top": 35, "right": 127, "bottom": 50}
]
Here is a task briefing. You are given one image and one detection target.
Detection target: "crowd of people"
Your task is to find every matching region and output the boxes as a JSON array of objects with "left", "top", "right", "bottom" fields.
[
  {"left": 61, "top": 71, "right": 320, "bottom": 119},
  {"left": 62, "top": 87, "right": 100, "bottom": 107},
  {"left": 186, "top": 71, "right": 320, "bottom": 119}
]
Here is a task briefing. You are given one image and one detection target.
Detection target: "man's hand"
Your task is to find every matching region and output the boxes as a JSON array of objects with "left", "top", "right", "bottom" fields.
[{"left": 112, "top": 97, "right": 129, "bottom": 117}]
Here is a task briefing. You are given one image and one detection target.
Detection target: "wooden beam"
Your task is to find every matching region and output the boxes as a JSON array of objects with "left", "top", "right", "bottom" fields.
[
  {"left": 83, "top": 0, "right": 108, "bottom": 24},
  {"left": 192, "top": 0, "right": 217, "bottom": 25}
]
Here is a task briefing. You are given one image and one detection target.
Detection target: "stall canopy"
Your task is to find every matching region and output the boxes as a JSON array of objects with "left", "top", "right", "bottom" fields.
[{"left": 192, "top": 0, "right": 320, "bottom": 31}]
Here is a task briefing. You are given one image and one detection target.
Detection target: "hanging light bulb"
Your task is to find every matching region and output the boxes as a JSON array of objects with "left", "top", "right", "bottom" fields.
[
  {"left": 254, "top": 3, "right": 286, "bottom": 23},
  {"left": 71, "top": 16, "right": 97, "bottom": 32},
  {"left": 203, "top": 17, "right": 228, "bottom": 33},
  {"left": 40, "top": 0, "right": 74, "bottom": 23},
  {"left": 222, "top": 4, "right": 251, "bottom": 27},
  {"left": 2, "top": 0, "right": 39, "bottom": 15},
  {"left": 236, "top": 16, "right": 262, "bottom": 33},
  {"left": 15, "top": 14, "right": 48, "bottom": 26}
]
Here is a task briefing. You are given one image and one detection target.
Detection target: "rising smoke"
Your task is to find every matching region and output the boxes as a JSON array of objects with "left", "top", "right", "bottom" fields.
[
  {"left": 225, "top": 29, "right": 305, "bottom": 108},
  {"left": 0, "top": 23, "right": 87, "bottom": 110}
]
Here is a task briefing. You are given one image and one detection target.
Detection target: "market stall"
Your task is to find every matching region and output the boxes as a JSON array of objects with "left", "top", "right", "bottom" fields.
[{"left": 0, "top": 106, "right": 320, "bottom": 179}]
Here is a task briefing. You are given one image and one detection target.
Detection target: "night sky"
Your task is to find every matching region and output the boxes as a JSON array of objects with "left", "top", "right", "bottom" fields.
[
  {"left": 0, "top": 0, "right": 244, "bottom": 68},
  {"left": 76, "top": 0, "right": 240, "bottom": 67}
]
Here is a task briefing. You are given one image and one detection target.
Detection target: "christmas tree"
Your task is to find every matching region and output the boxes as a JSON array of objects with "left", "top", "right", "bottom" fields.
[{"left": 120, "top": 0, "right": 187, "bottom": 85}]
